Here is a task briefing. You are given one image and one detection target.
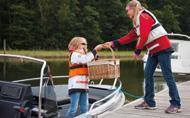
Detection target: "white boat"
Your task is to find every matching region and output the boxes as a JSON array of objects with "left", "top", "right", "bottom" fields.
[
  {"left": 0, "top": 54, "right": 125, "bottom": 118},
  {"left": 143, "top": 33, "right": 190, "bottom": 76}
]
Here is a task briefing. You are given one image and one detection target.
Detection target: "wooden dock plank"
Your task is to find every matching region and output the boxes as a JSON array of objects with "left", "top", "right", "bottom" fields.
[{"left": 100, "top": 81, "right": 190, "bottom": 118}]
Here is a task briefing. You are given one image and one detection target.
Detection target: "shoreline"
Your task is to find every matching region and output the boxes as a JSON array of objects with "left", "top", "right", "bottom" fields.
[
  {"left": 31, "top": 55, "right": 142, "bottom": 60},
  {"left": 0, "top": 50, "right": 145, "bottom": 60}
]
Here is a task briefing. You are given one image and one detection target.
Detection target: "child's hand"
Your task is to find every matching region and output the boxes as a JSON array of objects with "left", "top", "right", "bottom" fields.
[{"left": 94, "top": 44, "right": 104, "bottom": 51}]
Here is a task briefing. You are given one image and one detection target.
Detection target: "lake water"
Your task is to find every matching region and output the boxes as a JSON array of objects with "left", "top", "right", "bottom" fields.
[{"left": 0, "top": 59, "right": 188, "bottom": 101}]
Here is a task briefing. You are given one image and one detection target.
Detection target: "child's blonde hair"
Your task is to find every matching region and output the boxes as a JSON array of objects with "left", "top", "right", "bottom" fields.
[{"left": 68, "top": 37, "right": 88, "bottom": 53}]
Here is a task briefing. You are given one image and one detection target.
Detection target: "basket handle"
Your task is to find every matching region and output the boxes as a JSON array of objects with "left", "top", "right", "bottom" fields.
[
  {"left": 103, "top": 45, "right": 117, "bottom": 79},
  {"left": 95, "top": 44, "right": 116, "bottom": 65},
  {"left": 94, "top": 44, "right": 116, "bottom": 62},
  {"left": 103, "top": 44, "right": 115, "bottom": 61}
]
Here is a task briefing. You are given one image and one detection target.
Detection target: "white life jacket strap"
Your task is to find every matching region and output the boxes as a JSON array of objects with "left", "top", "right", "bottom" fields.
[
  {"left": 148, "top": 43, "right": 160, "bottom": 51},
  {"left": 135, "top": 9, "right": 167, "bottom": 48}
]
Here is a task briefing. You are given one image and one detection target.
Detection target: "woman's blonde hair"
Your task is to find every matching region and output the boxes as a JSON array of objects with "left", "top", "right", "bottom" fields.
[
  {"left": 127, "top": 0, "right": 142, "bottom": 25},
  {"left": 68, "top": 37, "right": 88, "bottom": 53}
]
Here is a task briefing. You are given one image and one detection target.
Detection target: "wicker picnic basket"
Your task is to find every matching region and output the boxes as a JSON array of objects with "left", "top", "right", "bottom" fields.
[{"left": 87, "top": 46, "right": 120, "bottom": 80}]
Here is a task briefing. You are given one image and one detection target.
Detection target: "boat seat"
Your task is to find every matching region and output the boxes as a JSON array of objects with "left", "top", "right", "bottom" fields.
[
  {"left": 89, "top": 86, "right": 114, "bottom": 101},
  {"left": 31, "top": 85, "right": 70, "bottom": 106}
]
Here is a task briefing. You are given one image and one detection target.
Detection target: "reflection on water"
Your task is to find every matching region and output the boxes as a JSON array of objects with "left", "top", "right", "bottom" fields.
[
  {"left": 0, "top": 58, "right": 187, "bottom": 101},
  {"left": 0, "top": 58, "right": 42, "bottom": 81}
]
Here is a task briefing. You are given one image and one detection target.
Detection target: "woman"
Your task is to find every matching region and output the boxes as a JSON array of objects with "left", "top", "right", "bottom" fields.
[{"left": 105, "top": 0, "right": 181, "bottom": 113}]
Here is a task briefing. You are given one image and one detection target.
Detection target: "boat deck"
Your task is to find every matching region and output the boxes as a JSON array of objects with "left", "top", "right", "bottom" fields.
[{"left": 100, "top": 81, "right": 190, "bottom": 118}]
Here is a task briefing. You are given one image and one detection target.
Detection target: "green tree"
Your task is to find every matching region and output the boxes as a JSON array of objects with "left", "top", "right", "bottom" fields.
[
  {"left": 58, "top": 0, "right": 102, "bottom": 49},
  {"left": 143, "top": 0, "right": 181, "bottom": 33},
  {"left": 4, "top": 1, "right": 36, "bottom": 49},
  {"left": 0, "top": 0, "right": 189, "bottom": 50},
  {"left": 96, "top": 0, "right": 131, "bottom": 41},
  {"left": 177, "top": 0, "right": 190, "bottom": 35}
]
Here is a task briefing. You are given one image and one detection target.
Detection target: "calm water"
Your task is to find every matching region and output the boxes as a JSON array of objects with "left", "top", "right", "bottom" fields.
[{"left": 0, "top": 58, "right": 187, "bottom": 101}]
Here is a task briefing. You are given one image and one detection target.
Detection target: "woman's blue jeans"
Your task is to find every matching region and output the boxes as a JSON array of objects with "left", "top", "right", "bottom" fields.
[
  {"left": 144, "top": 52, "right": 181, "bottom": 107},
  {"left": 66, "top": 92, "right": 89, "bottom": 117}
]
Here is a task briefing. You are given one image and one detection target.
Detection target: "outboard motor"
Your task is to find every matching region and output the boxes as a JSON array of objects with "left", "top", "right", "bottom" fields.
[{"left": 0, "top": 81, "right": 33, "bottom": 118}]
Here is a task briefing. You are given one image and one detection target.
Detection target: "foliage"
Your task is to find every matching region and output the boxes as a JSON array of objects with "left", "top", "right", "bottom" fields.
[{"left": 0, "top": 0, "right": 189, "bottom": 50}]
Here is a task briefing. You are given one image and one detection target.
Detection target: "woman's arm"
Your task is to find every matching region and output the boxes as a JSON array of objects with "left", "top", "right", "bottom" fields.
[{"left": 112, "top": 29, "right": 138, "bottom": 47}]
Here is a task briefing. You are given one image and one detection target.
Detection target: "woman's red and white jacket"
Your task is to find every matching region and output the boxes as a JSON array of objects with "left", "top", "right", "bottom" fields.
[{"left": 112, "top": 9, "right": 172, "bottom": 55}]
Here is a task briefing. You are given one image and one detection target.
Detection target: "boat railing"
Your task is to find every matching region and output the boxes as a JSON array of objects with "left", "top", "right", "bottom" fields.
[
  {"left": 14, "top": 76, "right": 122, "bottom": 115},
  {"left": 1, "top": 54, "right": 123, "bottom": 117},
  {"left": 167, "top": 33, "right": 190, "bottom": 40},
  {"left": 0, "top": 54, "right": 46, "bottom": 118},
  {"left": 89, "top": 78, "right": 122, "bottom": 112},
  {"left": 12, "top": 75, "right": 69, "bottom": 83}
]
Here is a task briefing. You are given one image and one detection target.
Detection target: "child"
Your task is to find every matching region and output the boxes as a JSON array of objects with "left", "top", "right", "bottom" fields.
[{"left": 66, "top": 37, "right": 103, "bottom": 117}]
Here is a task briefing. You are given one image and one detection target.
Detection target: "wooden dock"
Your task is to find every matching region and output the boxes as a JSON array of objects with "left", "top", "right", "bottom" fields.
[{"left": 100, "top": 81, "right": 190, "bottom": 118}]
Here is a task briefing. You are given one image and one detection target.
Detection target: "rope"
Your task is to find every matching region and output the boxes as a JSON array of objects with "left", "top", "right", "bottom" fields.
[{"left": 121, "top": 88, "right": 143, "bottom": 99}]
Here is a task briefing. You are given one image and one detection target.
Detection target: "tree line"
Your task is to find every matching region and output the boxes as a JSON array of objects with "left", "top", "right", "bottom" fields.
[{"left": 0, "top": 0, "right": 189, "bottom": 50}]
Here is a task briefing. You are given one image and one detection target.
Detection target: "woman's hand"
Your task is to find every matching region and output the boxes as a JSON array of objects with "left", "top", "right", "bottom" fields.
[
  {"left": 103, "top": 42, "right": 112, "bottom": 48},
  {"left": 133, "top": 49, "right": 141, "bottom": 59},
  {"left": 94, "top": 44, "right": 104, "bottom": 51},
  {"left": 133, "top": 53, "right": 141, "bottom": 60},
  {"left": 94, "top": 42, "right": 113, "bottom": 51}
]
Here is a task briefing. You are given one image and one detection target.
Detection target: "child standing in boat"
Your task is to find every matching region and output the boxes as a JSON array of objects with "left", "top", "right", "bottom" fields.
[{"left": 66, "top": 37, "right": 103, "bottom": 117}]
